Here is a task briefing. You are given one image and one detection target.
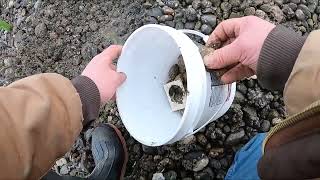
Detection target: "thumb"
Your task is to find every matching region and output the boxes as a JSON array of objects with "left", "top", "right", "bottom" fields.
[
  {"left": 114, "top": 72, "right": 126, "bottom": 87},
  {"left": 204, "top": 40, "right": 242, "bottom": 69}
]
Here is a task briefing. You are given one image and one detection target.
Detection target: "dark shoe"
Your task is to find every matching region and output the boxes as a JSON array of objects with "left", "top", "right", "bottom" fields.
[{"left": 88, "top": 123, "right": 128, "bottom": 180}]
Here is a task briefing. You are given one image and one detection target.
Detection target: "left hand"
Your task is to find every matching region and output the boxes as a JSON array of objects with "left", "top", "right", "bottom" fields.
[{"left": 82, "top": 45, "right": 126, "bottom": 104}]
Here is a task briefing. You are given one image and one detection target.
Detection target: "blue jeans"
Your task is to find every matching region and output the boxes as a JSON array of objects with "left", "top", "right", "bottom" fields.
[{"left": 225, "top": 133, "right": 266, "bottom": 180}]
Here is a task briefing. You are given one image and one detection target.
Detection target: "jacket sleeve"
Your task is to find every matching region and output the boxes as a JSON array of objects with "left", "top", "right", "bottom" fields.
[
  {"left": 0, "top": 73, "right": 84, "bottom": 179},
  {"left": 257, "top": 25, "right": 307, "bottom": 91}
]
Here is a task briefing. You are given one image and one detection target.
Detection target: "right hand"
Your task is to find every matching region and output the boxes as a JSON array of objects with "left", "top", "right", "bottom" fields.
[{"left": 204, "top": 16, "right": 275, "bottom": 83}]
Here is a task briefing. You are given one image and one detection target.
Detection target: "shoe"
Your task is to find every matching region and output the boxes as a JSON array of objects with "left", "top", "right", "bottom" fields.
[{"left": 88, "top": 123, "right": 128, "bottom": 180}]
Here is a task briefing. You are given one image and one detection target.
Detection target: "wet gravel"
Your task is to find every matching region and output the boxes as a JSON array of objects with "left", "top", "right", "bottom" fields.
[{"left": 1, "top": 0, "right": 318, "bottom": 179}]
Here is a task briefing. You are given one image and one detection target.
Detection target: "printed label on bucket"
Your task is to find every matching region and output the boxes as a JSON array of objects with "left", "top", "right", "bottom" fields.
[{"left": 209, "top": 73, "right": 231, "bottom": 108}]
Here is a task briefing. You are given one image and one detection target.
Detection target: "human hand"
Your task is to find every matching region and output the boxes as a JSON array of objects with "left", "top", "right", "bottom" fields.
[
  {"left": 204, "top": 16, "right": 275, "bottom": 83},
  {"left": 82, "top": 45, "right": 126, "bottom": 104}
]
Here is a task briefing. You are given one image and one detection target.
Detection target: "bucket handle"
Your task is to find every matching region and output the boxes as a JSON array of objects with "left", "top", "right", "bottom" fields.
[{"left": 179, "top": 29, "right": 232, "bottom": 136}]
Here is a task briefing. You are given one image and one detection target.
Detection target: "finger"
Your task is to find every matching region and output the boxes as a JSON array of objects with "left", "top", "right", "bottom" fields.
[
  {"left": 114, "top": 72, "right": 127, "bottom": 87},
  {"left": 97, "top": 45, "right": 123, "bottom": 64},
  {"left": 110, "top": 64, "right": 117, "bottom": 71},
  {"left": 204, "top": 40, "right": 242, "bottom": 69},
  {"left": 221, "top": 64, "right": 254, "bottom": 84},
  {"left": 207, "top": 18, "right": 242, "bottom": 46}
]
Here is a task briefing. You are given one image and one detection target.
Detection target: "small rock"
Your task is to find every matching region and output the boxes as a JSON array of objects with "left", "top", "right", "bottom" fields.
[
  {"left": 165, "top": 0, "right": 179, "bottom": 9},
  {"left": 185, "top": 6, "right": 198, "bottom": 21},
  {"left": 225, "top": 129, "right": 245, "bottom": 145},
  {"left": 56, "top": 158, "right": 67, "bottom": 166},
  {"left": 181, "top": 134, "right": 196, "bottom": 145},
  {"left": 275, "top": 0, "right": 284, "bottom": 5},
  {"left": 244, "top": 7, "right": 256, "bottom": 16},
  {"left": 175, "top": 21, "right": 184, "bottom": 29},
  {"left": 34, "top": 23, "right": 47, "bottom": 37},
  {"left": 152, "top": 173, "right": 165, "bottom": 180},
  {"left": 290, "top": 0, "right": 300, "bottom": 4},
  {"left": 195, "top": 168, "right": 214, "bottom": 180},
  {"left": 223, "top": 125, "right": 231, "bottom": 134},
  {"left": 159, "top": 15, "right": 173, "bottom": 22},
  {"left": 144, "top": 16, "right": 158, "bottom": 24},
  {"left": 196, "top": 133, "right": 208, "bottom": 146},
  {"left": 209, "top": 159, "right": 221, "bottom": 169},
  {"left": 316, "top": 6, "right": 320, "bottom": 14},
  {"left": 298, "top": 4, "right": 311, "bottom": 18},
  {"left": 251, "top": 0, "right": 264, "bottom": 6},
  {"left": 192, "top": 0, "right": 201, "bottom": 9},
  {"left": 282, "top": 5, "right": 295, "bottom": 18},
  {"left": 234, "top": 91, "right": 245, "bottom": 104},
  {"left": 260, "top": 120, "right": 271, "bottom": 132},
  {"left": 200, "top": 15, "right": 217, "bottom": 27},
  {"left": 260, "top": 4, "right": 273, "bottom": 13},
  {"left": 209, "top": 148, "right": 224, "bottom": 158},
  {"left": 272, "top": 118, "right": 283, "bottom": 125},
  {"left": 142, "top": 144, "right": 158, "bottom": 155},
  {"left": 147, "top": 7, "right": 163, "bottom": 18},
  {"left": 230, "top": 0, "right": 241, "bottom": 7},
  {"left": 164, "top": 171, "right": 177, "bottom": 180},
  {"left": 221, "top": 2, "right": 232, "bottom": 12},
  {"left": 237, "top": 83, "right": 248, "bottom": 94},
  {"left": 59, "top": 165, "right": 70, "bottom": 175},
  {"left": 201, "top": 24, "right": 212, "bottom": 35},
  {"left": 193, "top": 157, "right": 209, "bottom": 172},
  {"left": 84, "top": 128, "right": 93, "bottom": 142},
  {"left": 89, "top": 21, "right": 98, "bottom": 31},
  {"left": 162, "top": 6, "right": 175, "bottom": 15},
  {"left": 271, "top": 6, "right": 284, "bottom": 22},
  {"left": 185, "top": 22, "right": 195, "bottom": 29},
  {"left": 288, "top": 2, "right": 298, "bottom": 11},
  {"left": 255, "top": 9, "right": 266, "bottom": 19}
]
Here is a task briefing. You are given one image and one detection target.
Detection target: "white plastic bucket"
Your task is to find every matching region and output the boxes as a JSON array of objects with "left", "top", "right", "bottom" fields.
[{"left": 116, "top": 24, "right": 236, "bottom": 146}]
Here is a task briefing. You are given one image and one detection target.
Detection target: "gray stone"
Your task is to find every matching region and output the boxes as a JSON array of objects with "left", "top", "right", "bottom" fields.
[
  {"left": 255, "top": 9, "right": 266, "bottom": 19},
  {"left": 201, "top": 24, "right": 212, "bottom": 35},
  {"left": 185, "top": 22, "right": 195, "bottom": 29},
  {"left": 175, "top": 21, "right": 184, "bottom": 29},
  {"left": 275, "top": 0, "right": 284, "bottom": 5},
  {"left": 200, "top": 15, "right": 217, "bottom": 27},
  {"left": 185, "top": 6, "right": 197, "bottom": 21},
  {"left": 192, "top": 0, "right": 201, "bottom": 9},
  {"left": 194, "top": 21, "right": 202, "bottom": 30},
  {"left": 234, "top": 91, "right": 245, "bottom": 104},
  {"left": 162, "top": 6, "right": 175, "bottom": 15},
  {"left": 271, "top": 6, "right": 284, "bottom": 22},
  {"left": 89, "top": 21, "right": 98, "bottom": 31},
  {"left": 244, "top": 7, "right": 256, "bottom": 16},
  {"left": 290, "top": 0, "right": 300, "bottom": 3},
  {"left": 164, "top": 171, "right": 178, "bottom": 180},
  {"left": 260, "top": 4, "right": 273, "bottom": 13},
  {"left": 193, "top": 157, "right": 209, "bottom": 172},
  {"left": 225, "top": 129, "right": 245, "bottom": 145},
  {"left": 221, "top": 2, "right": 232, "bottom": 12},
  {"left": 165, "top": 21, "right": 175, "bottom": 27},
  {"left": 272, "top": 118, "right": 283, "bottom": 125},
  {"left": 209, "top": 159, "right": 221, "bottom": 169},
  {"left": 260, "top": 120, "right": 271, "bottom": 132},
  {"left": 288, "top": 2, "right": 298, "bottom": 10},
  {"left": 282, "top": 5, "right": 295, "bottom": 18},
  {"left": 147, "top": 7, "right": 163, "bottom": 18},
  {"left": 298, "top": 4, "right": 311, "bottom": 18},
  {"left": 201, "top": 0, "right": 212, "bottom": 8},
  {"left": 251, "top": 0, "right": 264, "bottom": 6},
  {"left": 159, "top": 15, "right": 173, "bottom": 22},
  {"left": 296, "top": 9, "right": 306, "bottom": 20},
  {"left": 152, "top": 173, "right": 165, "bottom": 180},
  {"left": 316, "top": 6, "right": 320, "bottom": 14},
  {"left": 142, "top": 144, "right": 158, "bottom": 155},
  {"left": 243, "top": 106, "right": 259, "bottom": 121},
  {"left": 230, "top": 0, "right": 241, "bottom": 7},
  {"left": 34, "top": 23, "right": 47, "bottom": 37},
  {"left": 59, "top": 165, "right": 70, "bottom": 175},
  {"left": 144, "top": 16, "right": 158, "bottom": 24},
  {"left": 165, "top": 0, "right": 179, "bottom": 9},
  {"left": 307, "top": 18, "right": 314, "bottom": 27}
]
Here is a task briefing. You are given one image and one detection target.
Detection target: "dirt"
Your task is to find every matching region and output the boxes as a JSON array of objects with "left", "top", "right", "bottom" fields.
[{"left": 169, "top": 84, "right": 185, "bottom": 104}]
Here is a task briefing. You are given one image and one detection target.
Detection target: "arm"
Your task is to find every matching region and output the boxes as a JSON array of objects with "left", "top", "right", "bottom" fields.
[{"left": 0, "top": 45, "right": 125, "bottom": 179}]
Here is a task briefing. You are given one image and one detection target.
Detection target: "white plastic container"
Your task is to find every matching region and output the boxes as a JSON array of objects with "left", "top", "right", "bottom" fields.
[{"left": 116, "top": 24, "right": 236, "bottom": 146}]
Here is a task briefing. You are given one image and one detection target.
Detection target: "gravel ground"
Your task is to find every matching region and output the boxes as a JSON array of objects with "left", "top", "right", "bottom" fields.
[{"left": 0, "top": 0, "right": 318, "bottom": 179}]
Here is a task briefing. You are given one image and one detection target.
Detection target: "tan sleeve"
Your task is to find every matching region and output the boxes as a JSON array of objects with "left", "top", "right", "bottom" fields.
[
  {"left": 284, "top": 30, "right": 320, "bottom": 115},
  {"left": 0, "top": 73, "right": 83, "bottom": 179}
]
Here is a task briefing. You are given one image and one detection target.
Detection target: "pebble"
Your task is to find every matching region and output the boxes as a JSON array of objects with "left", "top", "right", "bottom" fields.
[
  {"left": 225, "top": 129, "right": 245, "bottom": 145},
  {"left": 195, "top": 168, "right": 214, "bottom": 180},
  {"left": 60, "top": 165, "right": 70, "bottom": 175},
  {"left": 230, "top": 0, "right": 241, "bottom": 7},
  {"left": 200, "top": 24, "right": 212, "bottom": 35},
  {"left": 260, "top": 120, "right": 271, "bottom": 132},
  {"left": 185, "top": 6, "right": 197, "bottom": 21},
  {"left": 147, "top": 7, "right": 163, "bottom": 18},
  {"left": 165, "top": 0, "right": 179, "bottom": 9},
  {"left": 298, "top": 4, "right": 311, "bottom": 18},
  {"left": 34, "top": 23, "right": 47, "bottom": 37},
  {"left": 193, "top": 157, "right": 209, "bottom": 172},
  {"left": 260, "top": 4, "right": 273, "bottom": 13},
  {"left": 210, "top": 159, "right": 221, "bottom": 170},
  {"left": 89, "top": 21, "right": 98, "bottom": 31},
  {"left": 142, "top": 145, "right": 158, "bottom": 155},
  {"left": 288, "top": 2, "right": 298, "bottom": 11},
  {"left": 244, "top": 7, "right": 256, "bottom": 16},
  {"left": 255, "top": 9, "right": 267, "bottom": 19},
  {"left": 164, "top": 171, "right": 177, "bottom": 180},
  {"left": 272, "top": 118, "right": 283, "bottom": 125},
  {"left": 271, "top": 6, "right": 284, "bottom": 22},
  {"left": 192, "top": 0, "right": 201, "bottom": 9},
  {"left": 283, "top": 5, "right": 295, "bottom": 18},
  {"left": 185, "top": 22, "right": 195, "bottom": 29},
  {"left": 56, "top": 158, "right": 67, "bottom": 166},
  {"left": 200, "top": 15, "right": 217, "bottom": 27},
  {"left": 159, "top": 15, "right": 173, "bottom": 22},
  {"left": 162, "top": 6, "right": 175, "bottom": 15},
  {"left": 290, "top": 0, "right": 300, "bottom": 4},
  {"left": 152, "top": 173, "right": 165, "bottom": 180},
  {"left": 221, "top": 2, "right": 232, "bottom": 12},
  {"left": 175, "top": 21, "right": 184, "bottom": 29}
]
